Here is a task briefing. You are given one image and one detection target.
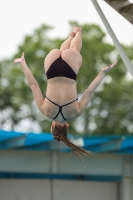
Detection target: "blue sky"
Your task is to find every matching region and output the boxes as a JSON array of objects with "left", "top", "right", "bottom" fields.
[{"left": 1, "top": 0, "right": 133, "bottom": 60}]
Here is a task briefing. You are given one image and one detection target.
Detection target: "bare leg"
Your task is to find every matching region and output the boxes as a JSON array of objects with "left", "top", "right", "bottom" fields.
[
  {"left": 44, "top": 49, "right": 62, "bottom": 72},
  {"left": 70, "top": 27, "right": 82, "bottom": 52},
  {"left": 60, "top": 32, "right": 76, "bottom": 51}
]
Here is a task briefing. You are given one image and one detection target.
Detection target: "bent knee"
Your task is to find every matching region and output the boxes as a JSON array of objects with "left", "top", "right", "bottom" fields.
[
  {"left": 61, "top": 49, "right": 82, "bottom": 72},
  {"left": 61, "top": 49, "right": 82, "bottom": 64},
  {"left": 47, "top": 49, "right": 62, "bottom": 58},
  {"left": 44, "top": 49, "right": 62, "bottom": 71}
]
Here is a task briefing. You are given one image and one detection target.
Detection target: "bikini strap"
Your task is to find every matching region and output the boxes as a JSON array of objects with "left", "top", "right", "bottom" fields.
[
  {"left": 45, "top": 95, "right": 78, "bottom": 121},
  {"left": 53, "top": 107, "right": 66, "bottom": 121},
  {"left": 45, "top": 96, "right": 78, "bottom": 108},
  {"left": 61, "top": 98, "right": 78, "bottom": 107},
  {"left": 45, "top": 96, "right": 59, "bottom": 107},
  {"left": 45, "top": 96, "right": 66, "bottom": 120}
]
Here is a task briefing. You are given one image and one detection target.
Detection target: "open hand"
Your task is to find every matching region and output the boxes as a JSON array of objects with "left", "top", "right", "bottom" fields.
[
  {"left": 13, "top": 52, "right": 25, "bottom": 64},
  {"left": 103, "top": 61, "right": 117, "bottom": 73}
]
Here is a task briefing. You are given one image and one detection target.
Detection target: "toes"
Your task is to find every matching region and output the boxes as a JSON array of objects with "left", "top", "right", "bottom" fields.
[
  {"left": 70, "top": 32, "right": 76, "bottom": 38},
  {"left": 74, "top": 27, "right": 82, "bottom": 33}
]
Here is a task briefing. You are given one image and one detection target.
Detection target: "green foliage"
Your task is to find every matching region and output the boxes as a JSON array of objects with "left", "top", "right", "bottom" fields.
[
  {"left": 0, "top": 24, "right": 54, "bottom": 130},
  {"left": 0, "top": 22, "right": 133, "bottom": 135}
]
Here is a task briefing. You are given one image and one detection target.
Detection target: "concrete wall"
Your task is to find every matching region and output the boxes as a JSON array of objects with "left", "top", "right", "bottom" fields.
[
  {"left": 0, "top": 179, "right": 118, "bottom": 200},
  {"left": 0, "top": 150, "right": 133, "bottom": 200},
  {"left": 0, "top": 179, "right": 50, "bottom": 200},
  {"left": 0, "top": 150, "right": 126, "bottom": 175},
  {"left": 53, "top": 180, "right": 118, "bottom": 200}
]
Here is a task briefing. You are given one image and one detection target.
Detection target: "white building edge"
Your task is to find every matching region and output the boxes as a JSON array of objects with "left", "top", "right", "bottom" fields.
[{"left": 0, "top": 130, "right": 133, "bottom": 200}]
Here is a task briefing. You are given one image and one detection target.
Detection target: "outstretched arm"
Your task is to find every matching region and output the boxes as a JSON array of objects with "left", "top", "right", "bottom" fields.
[
  {"left": 78, "top": 61, "right": 117, "bottom": 114},
  {"left": 13, "top": 53, "right": 45, "bottom": 110}
]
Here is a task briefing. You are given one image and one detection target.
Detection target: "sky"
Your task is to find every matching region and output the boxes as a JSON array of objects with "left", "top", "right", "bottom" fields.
[{"left": 1, "top": 0, "right": 133, "bottom": 60}]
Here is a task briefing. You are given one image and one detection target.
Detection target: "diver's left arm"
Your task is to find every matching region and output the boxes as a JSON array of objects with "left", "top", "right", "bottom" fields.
[{"left": 78, "top": 61, "right": 117, "bottom": 115}]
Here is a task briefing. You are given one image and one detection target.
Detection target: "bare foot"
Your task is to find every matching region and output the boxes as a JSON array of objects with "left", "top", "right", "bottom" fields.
[
  {"left": 74, "top": 27, "right": 82, "bottom": 33},
  {"left": 70, "top": 31, "right": 76, "bottom": 38}
]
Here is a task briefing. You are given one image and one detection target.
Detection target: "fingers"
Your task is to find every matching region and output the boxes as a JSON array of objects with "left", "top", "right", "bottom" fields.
[
  {"left": 22, "top": 52, "right": 25, "bottom": 59},
  {"left": 112, "top": 60, "right": 117, "bottom": 67},
  {"left": 104, "top": 61, "right": 117, "bottom": 72},
  {"left": 13, "top": 52, "right": 25, "bottom": 64},
  {"left": 13, "top": 60, "right": 19, "bottom": 64},
  {"left": 113, "top": 61, "right": 117, "bottom": 65},
  {"left": 107, "top": 61, "right": 117, "bottom": 70},
  {"left": 110, "top": 61, "right": 117, "bottom": 67},
  {"left": 13, "top": 58, "right": 21, "bottom": 64},
  {"left": 13, "top": 59, "right": 17, "bottom": 63}
]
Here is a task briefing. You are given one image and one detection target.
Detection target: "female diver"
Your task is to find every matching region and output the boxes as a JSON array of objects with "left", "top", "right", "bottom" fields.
[{"left": 13, "top": 27, "right": 117, "bottom": 158}]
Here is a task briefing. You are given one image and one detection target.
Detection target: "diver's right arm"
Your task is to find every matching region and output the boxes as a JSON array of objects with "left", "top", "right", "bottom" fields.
[{"left": 13, "top": 52, "right": 45, "bottom": 110}]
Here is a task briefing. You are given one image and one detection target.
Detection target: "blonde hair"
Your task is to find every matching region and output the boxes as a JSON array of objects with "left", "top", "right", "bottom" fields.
[{"left": 51, "top": 124, "right": 91, "bottom": 160}]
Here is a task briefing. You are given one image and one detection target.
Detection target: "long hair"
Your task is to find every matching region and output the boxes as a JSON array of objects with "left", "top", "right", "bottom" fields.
[{"left": 51, "top": 124, "right": 91, "bottom": 160}]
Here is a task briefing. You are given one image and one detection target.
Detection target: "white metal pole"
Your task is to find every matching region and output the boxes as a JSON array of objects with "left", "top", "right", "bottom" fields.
[{"left": 91, "top": 0, "right": 133, "bottom": 77}]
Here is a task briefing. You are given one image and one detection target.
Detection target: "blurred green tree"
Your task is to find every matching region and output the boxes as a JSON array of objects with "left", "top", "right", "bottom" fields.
[
  {"left": 0, "top": 22, "right": 133, "bottom": 135},
  {"left": 0, "top": 24, "right": 53, "bottom": 131}
]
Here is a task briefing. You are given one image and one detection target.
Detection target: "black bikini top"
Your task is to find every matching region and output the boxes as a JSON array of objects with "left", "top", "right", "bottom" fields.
[{"left": 46, "top": 57, "right": 77, "bottom": 80}]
